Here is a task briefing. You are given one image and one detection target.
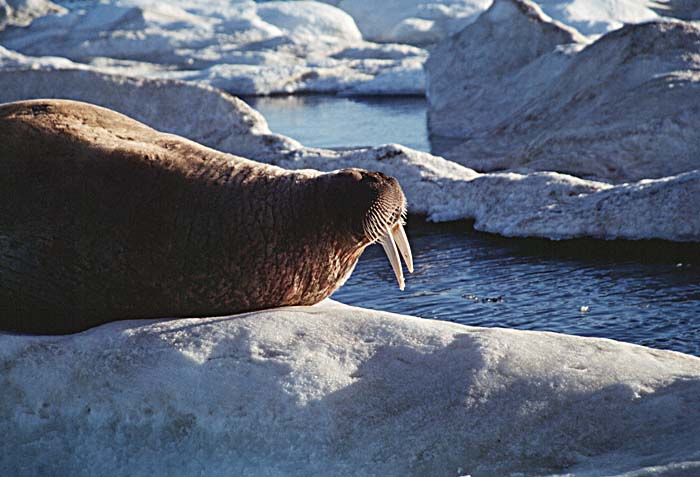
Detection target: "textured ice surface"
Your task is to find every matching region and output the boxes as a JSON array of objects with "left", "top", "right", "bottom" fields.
[
  {"left": 0, "top": 0, "right": 667, "bottom": 96},
  {"left": 0, "top": 0, "right": 64, "bottom": 30},
  {"left": 317, "top": 0, "right": 491, "bottom": 45},
  {"left": 0, "top": 0, "right": 427, "bottom": 95},
  {"left": 2, "top": 66, "right": 698, "bottom": 242},
  {"left": 1, "top": 301, "right": 699, "bottom": 476},
  {"left": 426, "top": 0, "right": 700, "bottom": 182},
  {"left": 274, "top": 145, "right": 700, "bottom": 242},
  {"left": 319, "top": 0, "right": 661, "bottom": 45}
]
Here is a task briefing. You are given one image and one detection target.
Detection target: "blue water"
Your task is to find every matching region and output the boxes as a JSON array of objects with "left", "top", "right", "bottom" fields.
[
  {"left": 245, "top": 95, "right": 430, "bottom": 152},
  {"left": 247, "top": 95, "right": 700, "bottom": 356}
]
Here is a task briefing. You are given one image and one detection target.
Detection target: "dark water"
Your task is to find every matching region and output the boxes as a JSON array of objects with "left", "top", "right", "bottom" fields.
[
  {"left": 334, "top": 222, "right": 700, "bottom": 356},
  {"left": 250, "top": 95, "right": 700, "bottom": 356},
  {"left": 245, "top": 95, "right": 430, "bottom": 152}
]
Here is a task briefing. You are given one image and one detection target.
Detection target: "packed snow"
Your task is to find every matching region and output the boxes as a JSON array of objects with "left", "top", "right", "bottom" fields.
[
  {"left": 426, "top": 0, "right": 700, "bottom": 182},
  {"left": 1, "top": 301, "right": 699, "bottom": 476}
]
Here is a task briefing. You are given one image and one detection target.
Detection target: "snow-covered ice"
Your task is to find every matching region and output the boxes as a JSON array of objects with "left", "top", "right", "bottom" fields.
[
  {"left": 317, "top": 0, "right": 491, "bottom": 45},
  {"left": 0, "top": 0, "right": 427, "bottom": 95},
  {"left": 275, "top": 145, "right": 700, "bottom": 242},
  {"left": 319, "top": 0, "right": 661, "bottom": 46},
  {"left": 1, "top": 301, "right": 699, "bottom": 476},
  {"left": 0, "top": 0, "right": 673, "bottom": 96},
  {"left": 426, "top": 0, "right": 700, "bottom": 182}
]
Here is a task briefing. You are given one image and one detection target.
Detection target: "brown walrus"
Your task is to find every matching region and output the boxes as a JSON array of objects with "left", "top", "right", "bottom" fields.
[{"left": 0, "top": 99, "right": 412, "bottom": 334}]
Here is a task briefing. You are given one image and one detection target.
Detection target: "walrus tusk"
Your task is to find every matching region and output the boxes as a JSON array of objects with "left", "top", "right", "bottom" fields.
[
  {"left": 380, "top": 227, "right": 406, "bottom": 291},
  {"left": 392, "top": 222, "right": 413, "bottom": 274}
]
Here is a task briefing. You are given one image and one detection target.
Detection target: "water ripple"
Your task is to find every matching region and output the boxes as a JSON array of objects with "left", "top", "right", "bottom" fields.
[{"left": 333, "top": 221, "right": 700, "bottom": 356}]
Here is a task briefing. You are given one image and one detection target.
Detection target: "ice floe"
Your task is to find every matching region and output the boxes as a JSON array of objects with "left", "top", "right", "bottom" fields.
[
  {"left": 274, "top": 144, "right": 700, "bottom": 242},
  {"left": 1, "top": 301, "right": 699, "bottom": 476},
  {"left": 0, "top": 0, "right": 678, "bottom": 96},
  {"left": 426, "top": 0, "right": 700, "bottom": 182},
  {"left": 0, "top": 0, "right": 427, "bottom": 95},
  {"left": 317, "top": 0, "right": 491, "bottom": 45},
  {"left": 320, "top": 0, "right": 662, "bottom": 46}
]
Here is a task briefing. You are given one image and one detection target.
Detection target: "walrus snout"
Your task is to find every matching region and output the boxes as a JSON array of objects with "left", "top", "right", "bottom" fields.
[{"left": 322, "top": 168, "right": 413, "bottom": 290}]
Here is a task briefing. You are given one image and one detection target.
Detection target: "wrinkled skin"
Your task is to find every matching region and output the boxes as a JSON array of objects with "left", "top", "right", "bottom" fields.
[{"left": 0, "top": 99, "right": 407, "bottom": 334}]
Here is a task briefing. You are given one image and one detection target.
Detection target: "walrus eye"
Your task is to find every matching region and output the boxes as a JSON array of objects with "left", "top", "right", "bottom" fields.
[{"left": 378, "top": 222, "right": 413, "bottom": 291}]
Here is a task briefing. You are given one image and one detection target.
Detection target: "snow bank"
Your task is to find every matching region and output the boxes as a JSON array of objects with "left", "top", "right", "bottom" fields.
[
  {"left": 426, "top": 0, "right": 700, "bottom": 182},
  {"left": 0, "top": 0, "right": 427, "bottom": 95},
  {"left": 1, "top": 301, "right": 699, "bottom": 476}
]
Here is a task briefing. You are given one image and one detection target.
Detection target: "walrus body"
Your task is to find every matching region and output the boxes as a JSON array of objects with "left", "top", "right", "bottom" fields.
[{"left": 0, "top": 99, "right": 410, "bottom": 334}]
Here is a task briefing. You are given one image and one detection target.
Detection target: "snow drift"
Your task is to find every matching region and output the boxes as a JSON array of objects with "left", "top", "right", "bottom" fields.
[
  {"left": 1, "top": 301, "right": 699, "bottom": 476},
  {"left": 426, "top": 0, "right": 700, "bottom": 182}
]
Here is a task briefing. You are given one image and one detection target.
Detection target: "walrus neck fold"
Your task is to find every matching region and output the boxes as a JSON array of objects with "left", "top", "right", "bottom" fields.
[{"left": 0, "top": 99, "right": 412, "bottom": 334}]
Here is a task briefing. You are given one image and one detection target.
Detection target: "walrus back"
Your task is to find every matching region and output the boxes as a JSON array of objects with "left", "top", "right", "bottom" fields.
[
  {"left": 1, "top": 101, "right": 181, "bottom": 331},
  {"left": 0, "top": 99, "right": 404, "bottom": 335},
  {"left": 0, "top": 99, "right": 268, "bottom": 333}
]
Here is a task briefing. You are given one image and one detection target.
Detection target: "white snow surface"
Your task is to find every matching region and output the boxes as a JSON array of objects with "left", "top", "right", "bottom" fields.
[
  {"left": 426, "top": 0, "right": 700, "bottom": 182},
  {"left": 0, "top": 0, "right": 672, "bottom": 95},
  {"left": 318, "top": 0, "right": 662, "bottom": 46},
  {"left": 316, "top": 0, "right": 492, "bottom": 45},
  {"left": 1, "top": 301, "right": 699, "bottom": 476},
  {"left": 1, "top": 66, "right": 699, "bottom": 242},
  {"left": 0, "top": 0, "right": 427, "bottom": 95}
]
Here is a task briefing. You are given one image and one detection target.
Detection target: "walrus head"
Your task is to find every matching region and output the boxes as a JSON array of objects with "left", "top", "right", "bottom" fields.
[
  {"left": 316, "top": 168, "right": 413, "bottom": 290},
  {"left": 0, "top": 99, "right": 415, "bottom": 333}
]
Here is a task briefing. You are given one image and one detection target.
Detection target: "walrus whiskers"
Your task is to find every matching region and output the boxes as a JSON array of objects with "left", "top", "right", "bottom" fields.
[
  {"left": 361, "top": 189, "right": 413, "bottom": 289},
  {"left": 0, "top": 99, "right": 414, "bottom": 334}
]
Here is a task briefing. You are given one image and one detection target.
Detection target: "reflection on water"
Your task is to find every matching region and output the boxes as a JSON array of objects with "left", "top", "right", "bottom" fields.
[
  {"left": 244, "top": 95, "right": 430, "bottom": 152},
  {"left": 333, "top": 222, "right": 700, "bottom": 356}
]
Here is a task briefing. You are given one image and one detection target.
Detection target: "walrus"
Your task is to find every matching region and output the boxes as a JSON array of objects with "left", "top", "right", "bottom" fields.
[{"left": 0, "top": 99, "right": 413, "bottom": 334}]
